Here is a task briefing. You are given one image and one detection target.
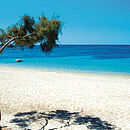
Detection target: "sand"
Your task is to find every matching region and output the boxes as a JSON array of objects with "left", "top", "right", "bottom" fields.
[{"left": 0, "top": 66, "right": 130, "bottom": 129}]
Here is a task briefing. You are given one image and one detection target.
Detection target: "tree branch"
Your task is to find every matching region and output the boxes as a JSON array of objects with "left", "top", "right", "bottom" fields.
[
  {"left": 22, "top": 31, "right": 35, "bottom": 39},
  {"left": 0, "top": 38, "right": 15, "bottom": 53},
  {"left": 0, "top": 32, "right": 36, "bottom": 54}
]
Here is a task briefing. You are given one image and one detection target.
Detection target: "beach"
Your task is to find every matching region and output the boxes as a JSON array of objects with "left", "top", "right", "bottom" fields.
[{"left": 0, "top": 66, "right": 130, "bottom": 129}]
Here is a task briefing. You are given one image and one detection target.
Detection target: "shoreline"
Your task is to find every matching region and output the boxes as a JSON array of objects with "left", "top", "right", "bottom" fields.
[
  {"left": 0, "top": 66, "right": 130, "bottom": 129},
  {"left": 0, "top": 64, "right": 130, "bottom": 77}
]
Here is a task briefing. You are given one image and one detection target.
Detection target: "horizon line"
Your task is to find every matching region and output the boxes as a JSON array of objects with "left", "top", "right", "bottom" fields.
[{"left": 60, "top": 43, "right": 130, "bottom": 45}]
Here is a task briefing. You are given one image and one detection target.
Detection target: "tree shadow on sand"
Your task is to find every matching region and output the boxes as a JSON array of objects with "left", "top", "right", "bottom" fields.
[{"left": 10, "top": 110, "right": 116, "bottom": 130}]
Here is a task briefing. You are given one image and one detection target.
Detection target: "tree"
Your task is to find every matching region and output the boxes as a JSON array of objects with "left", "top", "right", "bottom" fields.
[
  {"left": 0, "top": 14, "right": 62, "bottom": 128},
  {"left": 0, "top": 14, "right": 62, "bottom": 54}
]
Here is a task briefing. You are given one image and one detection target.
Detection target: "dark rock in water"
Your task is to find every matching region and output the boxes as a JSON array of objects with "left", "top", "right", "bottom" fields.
[{"left": 16, "top": 59, "right": 22, "bottom": 62}]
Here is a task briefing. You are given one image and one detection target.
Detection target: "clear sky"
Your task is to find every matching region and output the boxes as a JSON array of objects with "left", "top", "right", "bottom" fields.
[{"left": 0, "top": 0, "right": 130, "bottom": 44}]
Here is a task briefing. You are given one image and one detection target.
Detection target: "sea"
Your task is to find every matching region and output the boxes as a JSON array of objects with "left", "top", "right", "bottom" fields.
[{"left": 0, "top": 45, "right": 130, "bottom": 75}]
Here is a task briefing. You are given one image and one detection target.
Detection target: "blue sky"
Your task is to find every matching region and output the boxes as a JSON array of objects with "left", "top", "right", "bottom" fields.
[{"left": 0, "top": 0, "right": 130, "bottom": 44}]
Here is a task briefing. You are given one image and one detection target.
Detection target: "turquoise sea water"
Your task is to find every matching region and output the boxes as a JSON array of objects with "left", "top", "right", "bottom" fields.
[{"left": 0, "top": 45, "right": 130, "bottom": 75}]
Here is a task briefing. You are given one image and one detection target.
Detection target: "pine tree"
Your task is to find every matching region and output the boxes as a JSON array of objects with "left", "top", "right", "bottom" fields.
[{"left": 0, "top": 14, "right": 62, "bottom": 53}]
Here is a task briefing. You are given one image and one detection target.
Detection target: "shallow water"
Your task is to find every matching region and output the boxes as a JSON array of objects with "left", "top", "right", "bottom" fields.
[{"left": 0, "top": 45, "right": 130, "bottom": 75}]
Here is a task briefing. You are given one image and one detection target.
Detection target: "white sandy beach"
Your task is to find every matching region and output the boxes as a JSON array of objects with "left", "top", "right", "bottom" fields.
[{"left": 0, "top": 66, "right": 130, "bottom": 129}]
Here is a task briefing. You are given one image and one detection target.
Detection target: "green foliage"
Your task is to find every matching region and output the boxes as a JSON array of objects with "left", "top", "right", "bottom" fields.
[
  {"left": 0, "top": 14, "right": 62, "bottom": 53},
  {"left": 0, "top": 29, "right": 7, "bottom": 44},
  {"left": 22, "top": 15, "right": 35, "bottom": 33},
  {"left": 36, "top": 14, "right": 62, "bottom": 52}
]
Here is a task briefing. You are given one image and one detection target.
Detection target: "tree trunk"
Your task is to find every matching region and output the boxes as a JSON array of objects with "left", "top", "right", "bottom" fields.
[
  {"left": 0, "top": 32, "right": 35, "bottom": 54},
  {"left": 0, "top": 38, "right": 15, "bottom": 54}
]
